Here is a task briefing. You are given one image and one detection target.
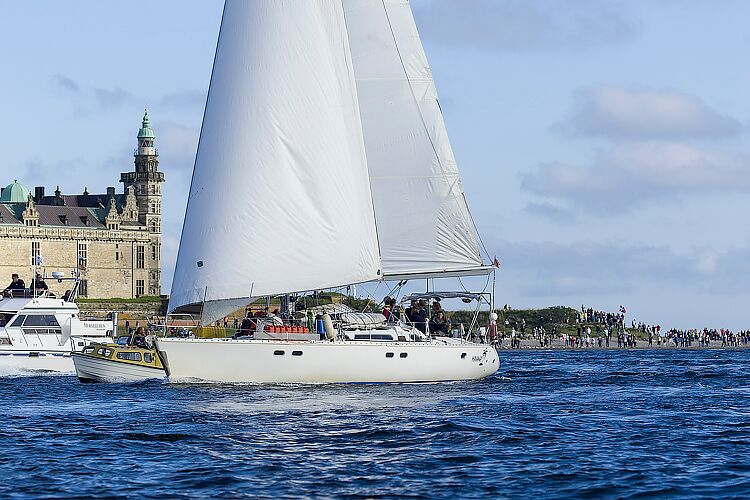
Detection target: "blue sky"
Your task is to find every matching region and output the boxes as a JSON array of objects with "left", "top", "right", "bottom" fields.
[{"left": 1, "top": 1, "right": 748, "bottom": 329}]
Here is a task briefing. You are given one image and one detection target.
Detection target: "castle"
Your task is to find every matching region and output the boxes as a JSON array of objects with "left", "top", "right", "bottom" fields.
[{"left": 0, "top": 111, "right": 164, "bottom": 298}]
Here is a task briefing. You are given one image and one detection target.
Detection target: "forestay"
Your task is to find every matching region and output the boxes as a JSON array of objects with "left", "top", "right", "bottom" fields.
[
  {"left": 169, "top": 0, "right": 382, "bottom": 322},
  {"left": 344, "top": 0, "right": 488, "bottom": 280}
]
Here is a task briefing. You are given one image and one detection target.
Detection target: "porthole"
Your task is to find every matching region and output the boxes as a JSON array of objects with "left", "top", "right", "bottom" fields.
[
  {"left": 273, "top": 350, "right": 285, "bottom": 356},
  {"left": 461, "top": 353, "right": 467, "bottom": 359},
  {"left": 399, "top": 353, "right": 408, "bottom": 358},
  {"left": 385, "top": 352, "right": 395, "bottom": 358},
  {"left": 292, "top": 351, "right": 303, "bottom": 356}
]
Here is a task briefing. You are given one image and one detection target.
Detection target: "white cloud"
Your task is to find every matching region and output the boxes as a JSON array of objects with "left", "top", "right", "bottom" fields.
[
  {"left": 412, "top": 0, "right": 640, "bottom": 52},
  {"left": 54, "top": 74, "right": 80, "bottom": 93},
  {"left": 497, "top": 239, "right": 750, "bottom": 298},
  {"left": 159, "top": 90, "right": 206, "bottom": 111},
  {"left": 93, "top": 88, "right": 134, "bottom": 110},
  {"left": 695, "top": 252, "right": 718, "bottom": 274},
  {"left": 559, "top": 86, "right": 742, "bottom": 139},
  {"left": 521, "top": 142, "right": 750, "bottom": 211},
  {"left": 524, "top": 202, "right": 577, "bottom": 223}
]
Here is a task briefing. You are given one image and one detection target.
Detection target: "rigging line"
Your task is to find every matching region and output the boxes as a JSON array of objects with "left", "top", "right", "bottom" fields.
[
  {"left": 381, "top": 0, "right": 442, "bottom": 167},
  {"left": 462, "top": 192, "right": 494, "bottom": 263}
]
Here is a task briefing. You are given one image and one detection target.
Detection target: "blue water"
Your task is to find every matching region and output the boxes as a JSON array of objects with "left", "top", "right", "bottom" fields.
[{"left": 3, "top": 350, "right": 750, "bottom": 499}]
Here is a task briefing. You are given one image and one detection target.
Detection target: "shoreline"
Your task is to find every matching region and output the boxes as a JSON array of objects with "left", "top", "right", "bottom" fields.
[{"left": 496, "top": 339, "right": 750, "bottom": 351}]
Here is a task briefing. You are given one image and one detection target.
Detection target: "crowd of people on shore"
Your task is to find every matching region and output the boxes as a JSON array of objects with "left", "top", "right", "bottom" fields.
[
  {"left": 663, "top": 328, "right": 750, "bottom": 348},
  {"left": 494, "top": 304, "right": 750, "bottom": 350},
  {"left": 578, "top": 305, "right": 626, "bottom": 330}
]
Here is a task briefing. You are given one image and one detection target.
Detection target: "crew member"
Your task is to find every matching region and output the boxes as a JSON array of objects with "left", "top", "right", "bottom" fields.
[
  {"left": 429, "top": 310, "right": 450, "bottom": 337},
  {"left": 131, "top": 326, "right": 148, "bottom": 348},
  {"left": 3, "top": 274, "right": 25, "bottom": 297},
  {"left": 33, "top": 273, "right": 48, "bottom": 294}
]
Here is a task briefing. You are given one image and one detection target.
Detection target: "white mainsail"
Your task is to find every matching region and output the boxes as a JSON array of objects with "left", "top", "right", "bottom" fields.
[
  {"left": 169, "top": 0, "right": 382, "bottom": 321},
  {"left": 344, "top": 0, "right": 488, "bottom": 280}
]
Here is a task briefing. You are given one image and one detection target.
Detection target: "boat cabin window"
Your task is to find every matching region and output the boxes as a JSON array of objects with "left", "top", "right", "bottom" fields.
[
  {"left": 116, "top": 351, "right": 142, "bottom": 362},
  {"left": 97, "top": 348, "right": 114, "bottom": 357},
  {"left": 22, "top": 315, "right": 60, "bottom": 327},
  {"left": 144, "top": 353, "right": 153, "bottom": 363},
  {"left": 353, "top": 333, "right": 395, "bottom": 341},
  {"left": 9, "top": 315, "right": 25, "bottom": 327}
]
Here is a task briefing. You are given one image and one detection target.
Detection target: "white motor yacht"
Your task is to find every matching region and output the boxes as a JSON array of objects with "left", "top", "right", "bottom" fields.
[{"left": 0, "top": 288, "right": 116, "bottom": 374}]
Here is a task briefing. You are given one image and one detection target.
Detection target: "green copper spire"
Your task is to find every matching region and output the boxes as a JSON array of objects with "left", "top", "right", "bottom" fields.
[{"left": 137, "top": 108, "right": 156, "bottom": 140}]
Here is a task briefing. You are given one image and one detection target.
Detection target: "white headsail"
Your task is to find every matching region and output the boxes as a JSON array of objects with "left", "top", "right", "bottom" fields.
[
  {"left": 169, "top": 0, "right": 382, "bottom": 322},
  {"left": 344, "top": 0, "right": 488, "bottom": 280}
]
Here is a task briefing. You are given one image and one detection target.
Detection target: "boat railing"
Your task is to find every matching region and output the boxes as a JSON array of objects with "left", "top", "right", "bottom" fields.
[
  {"left": 1, "top": 289, "right": 56, "bottom": 300},
  {"left": 21, "top": 327, "right": 63, "bottom": 335}
]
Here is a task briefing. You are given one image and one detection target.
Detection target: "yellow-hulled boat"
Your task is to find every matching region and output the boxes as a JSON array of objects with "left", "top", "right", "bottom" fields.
[{"left": 72, "top": 342, "right": 166, "bottom": 383}]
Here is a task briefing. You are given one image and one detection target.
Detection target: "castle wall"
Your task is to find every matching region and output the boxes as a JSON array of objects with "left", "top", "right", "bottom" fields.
[{"left": 0, "top": 225, "right": 158, "bottom": 299}]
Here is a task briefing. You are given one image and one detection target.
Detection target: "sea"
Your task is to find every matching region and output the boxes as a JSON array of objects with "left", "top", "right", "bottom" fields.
[{"left": 2, "top": 349, "right": 750, "bottom": 499}]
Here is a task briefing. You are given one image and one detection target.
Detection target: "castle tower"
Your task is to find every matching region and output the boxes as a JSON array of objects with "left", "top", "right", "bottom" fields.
[{"left": 121, "top": 109, "right": 165, "bottom": 295}]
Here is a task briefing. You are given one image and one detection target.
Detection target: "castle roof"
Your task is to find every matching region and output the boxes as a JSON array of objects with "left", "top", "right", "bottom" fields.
[
  {"left": 35, "top": 206, "right": 106, "bottom": 228},
  {"left": 37, "top": 193, "right": 122, "bottom": 209},
  {"left": 0, "top": 180, "right": 30, "bottom": 203},
  {"left": 0, "top": 204, "right": 22, "bottom": 224},
  {"left": 0, "top": 202, "right": 108, "bottom": 228}
]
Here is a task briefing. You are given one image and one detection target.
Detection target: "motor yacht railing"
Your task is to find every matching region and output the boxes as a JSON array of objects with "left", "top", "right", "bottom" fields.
[{"left": 21, "top": 327, "right": 63, "bottom": 335}]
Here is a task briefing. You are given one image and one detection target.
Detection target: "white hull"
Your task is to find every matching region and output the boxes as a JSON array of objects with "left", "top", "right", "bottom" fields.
[
  {"left": 0, "top": 350, "right": 74, "bottom": 374},
  {"left": 156, "top": 338, "right": 499, "bottom": 384},
  {"left": 72, "top": 353, "right": 166, "bottom": 383}
]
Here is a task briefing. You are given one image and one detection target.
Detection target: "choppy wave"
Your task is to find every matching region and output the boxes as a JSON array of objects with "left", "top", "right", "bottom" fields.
[{"left": 2, "top": 350, "right": 750, "bottom": 498}]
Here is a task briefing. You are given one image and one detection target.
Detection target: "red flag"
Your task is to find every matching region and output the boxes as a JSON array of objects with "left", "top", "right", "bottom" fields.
[{"left": 492, "top": 256, "right": 501, "bottom": 268}]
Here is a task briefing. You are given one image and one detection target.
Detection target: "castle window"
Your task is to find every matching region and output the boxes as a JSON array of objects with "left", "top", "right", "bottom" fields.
[
  {"left": 135, "top": 279, "right": 145, "bottom": 297},
  {"left": 115, "top": 244, "right": 120, "bottom": 262},
  {"left": 77, "top": 242, "right": 88, "bottom": 269},
  {"left": 151, "top": 245, "right": 157, "bottom": 261},
  {"left": 31, "top": 242, "right": 40, "bottom": 266},
  {"left": 58, "top": 215, "right": 68, "bottom": 225},
  {"left": 136, "top": 245, "right": 145, "bottom": 269},
  {"left": 79, "top": 280, "right": 88, "bottom": 298},
  {"left": 80, "top": 216, "right": 89, "bottom": 226}
]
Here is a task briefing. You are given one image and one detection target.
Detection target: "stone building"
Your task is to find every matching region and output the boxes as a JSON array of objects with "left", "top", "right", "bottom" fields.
[{"left": 0, "top": 111, "right": 164, "bottom": 298}]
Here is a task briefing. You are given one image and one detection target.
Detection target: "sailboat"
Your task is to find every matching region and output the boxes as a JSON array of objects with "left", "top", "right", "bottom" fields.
[{"left": 155, "top": 0, "right": 500, "bottom": 383}]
